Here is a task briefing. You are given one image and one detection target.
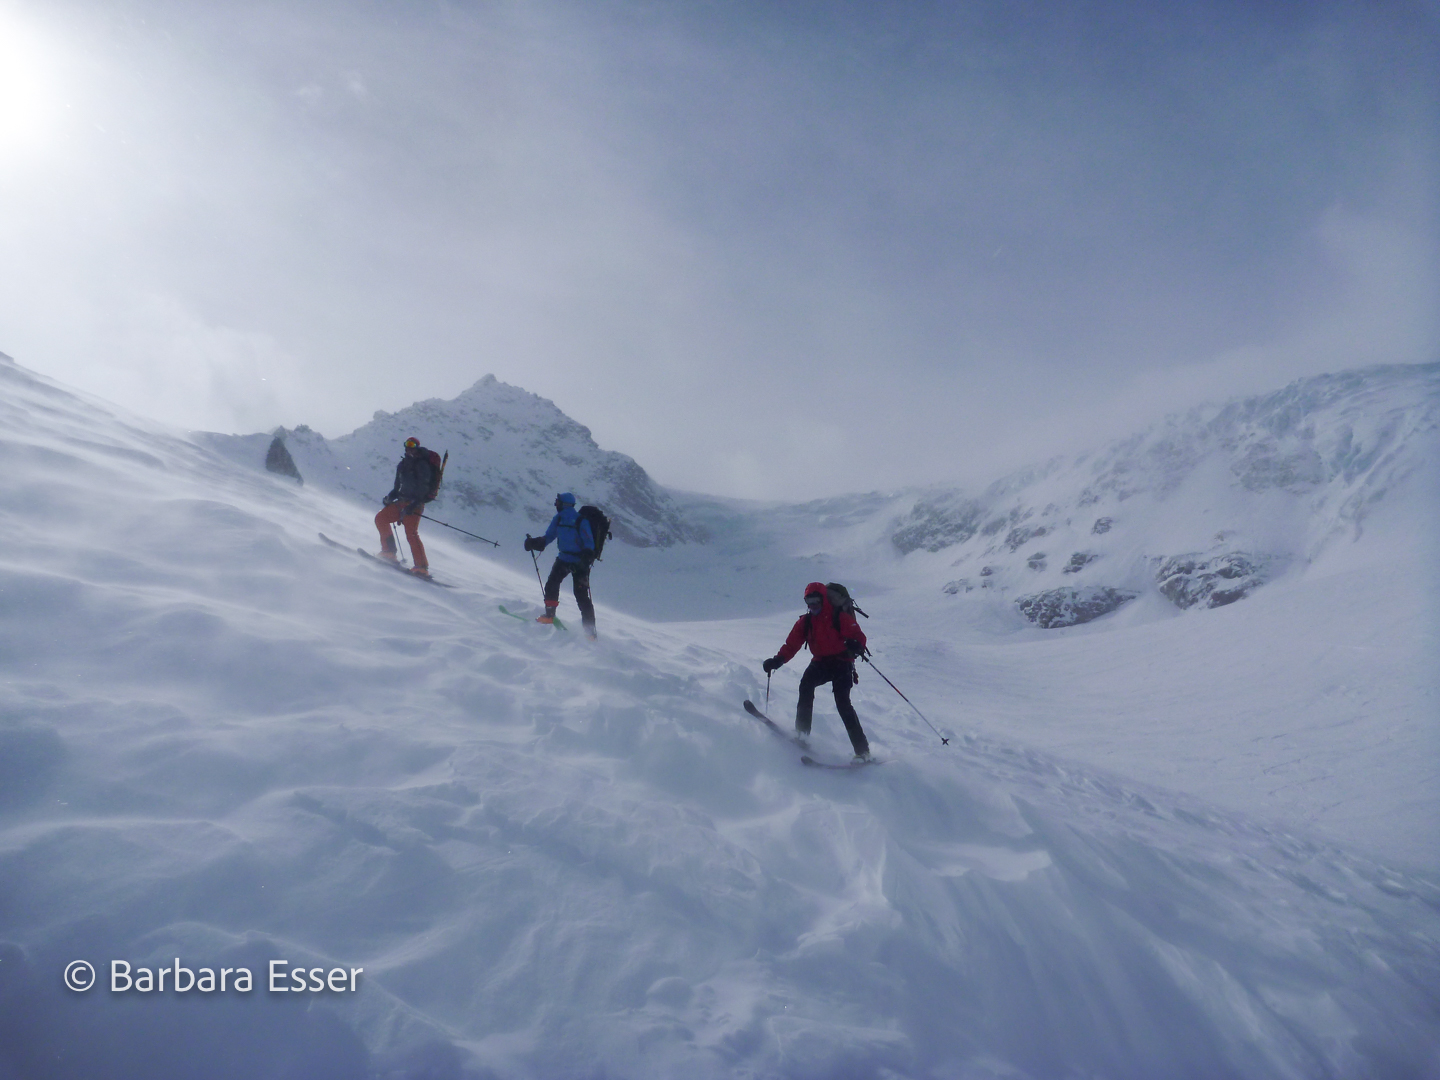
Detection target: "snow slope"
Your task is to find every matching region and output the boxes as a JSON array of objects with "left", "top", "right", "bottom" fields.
[{"left": 2, "top": 354, "right": 1439, "bottom": 1079}]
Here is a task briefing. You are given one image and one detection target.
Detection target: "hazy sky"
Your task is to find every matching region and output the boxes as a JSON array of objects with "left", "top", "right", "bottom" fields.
[{"left": 2, "top": 0, "right": 1436, "bottom": 499}]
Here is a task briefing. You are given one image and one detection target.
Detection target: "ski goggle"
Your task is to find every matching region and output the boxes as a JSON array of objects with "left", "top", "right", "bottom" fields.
[
  {"left": 805, "top": 594, "right": 824, "bottom": 609},
  {"left": 404, "top": 438, "right": 420, "bottom": 449}
]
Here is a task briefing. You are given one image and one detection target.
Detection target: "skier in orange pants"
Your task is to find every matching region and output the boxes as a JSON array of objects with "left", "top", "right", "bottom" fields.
[{"left": 374, "top": 436, "right": 442, "bottom": 576}]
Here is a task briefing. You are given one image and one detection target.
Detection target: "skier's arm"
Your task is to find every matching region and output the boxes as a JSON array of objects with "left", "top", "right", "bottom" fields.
[
  {"left": 382, "top": 462, "right": 403, "bottom": 505},
  {"left": 525, "top": 514, "right": 560, "bottom": 552},
  {"left": 774, "top": 618, "right": 808, "bottom": 665},
  {"left": 838, "top": 610, "right": 867, "bottom": 654}
]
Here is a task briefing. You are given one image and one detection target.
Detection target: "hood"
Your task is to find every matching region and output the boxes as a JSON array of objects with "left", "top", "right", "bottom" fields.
[
  {"left": 804, "top": 582, "right": 829, "bottom": 614},
  {"left": 556, "top": 492, "right": 576, "bottom": 508}
]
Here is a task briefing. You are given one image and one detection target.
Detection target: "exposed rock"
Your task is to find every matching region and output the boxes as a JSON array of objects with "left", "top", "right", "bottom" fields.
[
  {"left": 1063, "top": 552, "right": 1101, "bottom": 574},
  {"left": 942, "top": 579, "right": 973, "bottom": 595},
  {"left": 1016, "top": 587, "right": 1138, "bottom": 628},
  {"left": 1005, "top": 525, "right": 1047, "bottom": 552},
  {"left": 1092, "top": 517, "right": 1113, "bottom": 534},
  {"left": 1027, "top": 552, "right": 1047, "bottom": 571},
  {"left": 892, "top": 498, "right": 984, "bottom": 554},
  {"left": 264, "top": 433, "right": 303, "bottom": 483},
  {"left": 1154, "top": 552, "right": 1281, "bottom": 609}
]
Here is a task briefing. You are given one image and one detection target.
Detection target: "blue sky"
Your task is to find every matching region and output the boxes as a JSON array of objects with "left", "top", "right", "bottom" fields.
[{"left": 1, "top": 0, "right": 1435, "bottom": 498}]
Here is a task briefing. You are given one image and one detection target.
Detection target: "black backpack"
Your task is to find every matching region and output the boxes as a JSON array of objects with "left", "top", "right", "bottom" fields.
[
  {"left": 424, "top": 450, "right": 446, "bottom": 500},
  {"left": 577, "top": 505, "right": 612, "bottom": 561}
]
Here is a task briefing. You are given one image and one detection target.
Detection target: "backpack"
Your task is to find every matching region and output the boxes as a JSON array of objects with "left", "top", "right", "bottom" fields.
[
  {"left": 806, "top": 582, "right": 869, "bottom": 634},
  {"left": 423, "top": 450, "right": 446, "bottom": 501},
  {"left": 577, "top": 505, "right": 612, "bottom": 561}
]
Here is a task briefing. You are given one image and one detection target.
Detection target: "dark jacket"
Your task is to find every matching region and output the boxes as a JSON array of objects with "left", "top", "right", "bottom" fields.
[
  {"left": 388, "top": 448, "right": 441, "bottom": 504},
  {"left": 538, "top": 493, "right": 595, "bottom": 564},
  {"left": 776, "top": 581, "right": 867, "bottom": 664}
]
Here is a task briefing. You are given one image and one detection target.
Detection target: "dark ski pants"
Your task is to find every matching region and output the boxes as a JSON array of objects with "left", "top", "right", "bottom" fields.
[
  {"left": 375, "top": 503, "right": 427, "bottom": 569},
  {"left": 544, "top": 557, "right": 596, "bottom": 632},
  {"left": 796, "top": 655, "right": 869, "bottom": 756}
]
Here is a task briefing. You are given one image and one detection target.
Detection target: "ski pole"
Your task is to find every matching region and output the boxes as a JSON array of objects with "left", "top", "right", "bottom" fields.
[
  {"left": 765, "top": 671, "right": 771, "bottom": 713},
  {"left": 391, "top": 522, "right": 407, "bottom": 567},
  {"left": 418, "top": 514, "right": 499, "bottom": 547},
  {"left": 861, "top": 655, "right": 950, "bottom": 745},
  {"left": 530, "top": 547, "right": 546, "bottom": 602}
]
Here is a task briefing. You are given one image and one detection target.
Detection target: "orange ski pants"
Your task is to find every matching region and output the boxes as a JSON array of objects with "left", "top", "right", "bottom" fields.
[{"left": 375, "top": 503, "right": 427, "bottom": 570}]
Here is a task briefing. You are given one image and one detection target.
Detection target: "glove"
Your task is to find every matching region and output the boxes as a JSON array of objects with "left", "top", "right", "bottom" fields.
[
  {"left": 844, "top": 639, "right": 866, "bottom": 659},
  {"left": 382, "top": 492, "right": 399, "bottom": 506},
  {"left": 523, "top": 536, "right": 543, "bottom": 552},
  {"left": 762, "top": 656, "right": 782, "bottom": 675}
]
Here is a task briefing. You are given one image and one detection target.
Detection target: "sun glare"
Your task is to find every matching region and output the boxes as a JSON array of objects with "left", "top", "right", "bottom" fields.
[{"left": 0, "top": 11, "right": 58, "bottom": 153}]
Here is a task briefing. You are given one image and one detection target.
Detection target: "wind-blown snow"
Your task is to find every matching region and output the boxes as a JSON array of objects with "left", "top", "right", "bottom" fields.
[{"left": 2, "top": 354, "right": 1437, "bottom": 1079}]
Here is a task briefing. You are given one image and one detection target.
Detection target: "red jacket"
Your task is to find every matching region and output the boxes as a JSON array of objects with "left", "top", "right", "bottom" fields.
[{"left": 776, "top": 582, "right": 867, "bottom": 664}]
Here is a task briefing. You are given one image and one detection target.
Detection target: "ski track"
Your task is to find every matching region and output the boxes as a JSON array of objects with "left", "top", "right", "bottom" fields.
[{"left": 2, "top": 356, "right": 1439, "bottom": 1079}]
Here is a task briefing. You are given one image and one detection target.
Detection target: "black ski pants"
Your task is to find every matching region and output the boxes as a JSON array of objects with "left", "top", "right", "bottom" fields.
[
  {"left": 796, "top": 655, "right": 869, "bottom": 756},
  {"left": 544, "top": 557, "right": 596, "bottom": 631}
]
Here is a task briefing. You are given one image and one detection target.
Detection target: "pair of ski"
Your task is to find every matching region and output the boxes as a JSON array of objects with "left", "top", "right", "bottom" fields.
[
  {"left": 743, "top": 700, "right": 880, "bottom": 770},
  {"left": 319, "top": 533, "right": 457, "bottom": 587}
]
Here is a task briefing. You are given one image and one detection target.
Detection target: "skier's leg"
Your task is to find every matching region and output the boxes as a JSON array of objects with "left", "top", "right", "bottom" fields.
[
  {"left": 401, "top": 512, "right": 427, "bottom": 570},
  {"left": 572, "top": 563, "right": 597, "bottom": 635},
  {"left": 542, "top": 559, "right": 570, "bottom": 619},
  {"left": 830, "top": 660, "right": 870, "bottom": 756},
  {"left": 374, "top": 503, "right": 403, "bottom": 557},
  {"left": 795, "top": 661, "right": 825, "bottom": 737}
]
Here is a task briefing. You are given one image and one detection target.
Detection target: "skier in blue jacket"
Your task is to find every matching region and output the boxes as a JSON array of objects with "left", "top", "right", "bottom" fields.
[{"left": 523, "top": 493, "right": 597, "bottom": 637}]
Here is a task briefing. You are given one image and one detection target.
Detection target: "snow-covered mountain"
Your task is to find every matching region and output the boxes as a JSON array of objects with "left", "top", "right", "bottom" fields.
[
  {"left": 886, "top": 363, "right": 1439, "bottom": 627},
  {"left": 5, "top": 351, "right": 1436, "bottom": 1079},
  {"left": 200, "top": 373, "right": 707, "bottom": 550}
]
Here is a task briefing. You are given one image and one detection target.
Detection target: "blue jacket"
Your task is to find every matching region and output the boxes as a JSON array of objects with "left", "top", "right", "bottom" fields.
[{"left": 539, "top": 493, "right": 594, "bottom": 564}]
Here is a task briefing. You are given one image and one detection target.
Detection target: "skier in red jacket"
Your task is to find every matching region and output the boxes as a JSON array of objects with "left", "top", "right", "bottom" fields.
[{"left": 763, "top": 583, "right": 871, "bottom": 760}]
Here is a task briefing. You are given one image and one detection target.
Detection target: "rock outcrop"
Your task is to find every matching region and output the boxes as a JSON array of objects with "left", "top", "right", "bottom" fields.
[
  {"left": 264, "top": 432, "right": 302, "bottom": 483},
  {"left": 1016, "top": 586, "right": 1138, "bottom": 629},
  {"left": 1154, "top": 552, "right": 1283, "bottom": 610}
]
